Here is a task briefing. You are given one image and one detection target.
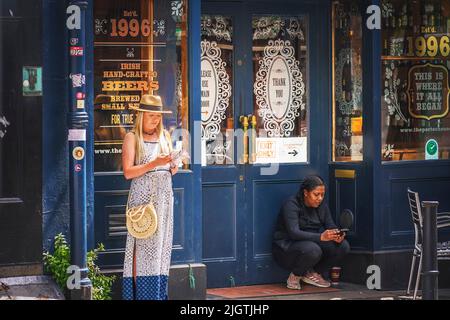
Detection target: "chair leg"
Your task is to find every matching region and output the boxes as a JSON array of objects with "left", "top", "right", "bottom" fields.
[
  {"left": 414, "top": 254, "right": 422, "bottom": 300},
  {"left": 407, "top": 254, "right": 417, "bottom": 295}
]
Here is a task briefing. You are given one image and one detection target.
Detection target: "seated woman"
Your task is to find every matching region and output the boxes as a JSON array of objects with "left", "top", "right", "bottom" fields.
[{"left": 272, "top": 175, "right": 350, "bottom": 289}]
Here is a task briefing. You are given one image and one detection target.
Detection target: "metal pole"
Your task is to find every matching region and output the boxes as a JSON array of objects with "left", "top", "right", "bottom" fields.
[
  {"left": 421, "top": 201, "right": 439, "bottom": 300},
  {"left": 67, "top": 0, "right": 92, "bottom": 300}
]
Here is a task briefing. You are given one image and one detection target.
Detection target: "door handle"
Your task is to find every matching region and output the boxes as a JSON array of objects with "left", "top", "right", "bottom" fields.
[
  {"left": 248, "top": 114, "right": 257, "bottom": 164},
  {"left": 239, "top": 115, "right": 249, "bottom": 164}
]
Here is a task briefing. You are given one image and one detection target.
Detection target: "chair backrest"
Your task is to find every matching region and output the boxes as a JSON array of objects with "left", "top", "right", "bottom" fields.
[{"left": 407, "top": 188, "right": 423, "bottom": 245}]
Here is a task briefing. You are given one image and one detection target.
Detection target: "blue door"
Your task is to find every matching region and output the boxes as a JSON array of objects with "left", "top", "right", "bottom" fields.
[{"left": 201, "top": 0, "right": 331, "bottom": 287}]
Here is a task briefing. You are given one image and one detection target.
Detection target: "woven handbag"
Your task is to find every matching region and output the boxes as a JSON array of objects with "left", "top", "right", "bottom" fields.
[{"left": 126, "top": 193, "right": 158, "bottom": 239}]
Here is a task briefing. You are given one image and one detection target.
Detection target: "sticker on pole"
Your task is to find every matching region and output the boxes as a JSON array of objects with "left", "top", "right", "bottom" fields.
[
  {"left": 70, "top": 46, "right": 84, "bottom": 57},
  {"left": 73, "top": 147, "right": 85, "bottom": 161},
  {"left": 75, "top": 164, "right": 82, "bottom": 172},
  {"left": 68, "top": 129, "right": 86, "bottom": 142}
]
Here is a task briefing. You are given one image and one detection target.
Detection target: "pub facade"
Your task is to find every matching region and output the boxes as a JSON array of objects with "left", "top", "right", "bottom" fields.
[{"left": 1, "top": 0, "right": 450, "bottom": 296}]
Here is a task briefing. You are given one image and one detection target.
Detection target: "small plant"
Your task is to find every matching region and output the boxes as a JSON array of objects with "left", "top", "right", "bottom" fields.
[
  {"left": 87, "top": 243, "right": 116, "bottom": 300},
  {"left": 43, "top": 234, "right": 71, "bottom": 290},
  {"left": 43, "top": 233, "right": 116, "bottom": 300}
]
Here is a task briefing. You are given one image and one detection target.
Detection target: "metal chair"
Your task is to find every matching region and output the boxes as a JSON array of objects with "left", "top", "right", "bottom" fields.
[{"left": 407, "top": 188, "right": 450, "bottom": 300}]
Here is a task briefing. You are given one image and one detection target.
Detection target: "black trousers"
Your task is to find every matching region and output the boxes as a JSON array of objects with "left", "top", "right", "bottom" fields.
[{"left": 272, "top": 240, "right": 350, "bottom": 278}]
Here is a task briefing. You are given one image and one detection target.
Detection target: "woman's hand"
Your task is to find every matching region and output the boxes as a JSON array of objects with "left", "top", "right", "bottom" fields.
[
  {"left": 152, "top": 154, "right": 172, "bottom": 167},
  {"left": 320, "top": 229, "right": 336, "bottom": 242},
  {"left": 334, "top": 232, "right": 346, "bottom": 244},
  {"left": 320, "top": 229, "right": 344, "bottom": 242},
  {"left": 170, "top": 164, "right": 179, "bottom": 176}
]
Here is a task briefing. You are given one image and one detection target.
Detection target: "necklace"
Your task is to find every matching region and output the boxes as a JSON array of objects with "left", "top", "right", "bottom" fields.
[{"left": 143, "top": 130, "right": 157, "bottom": 136}]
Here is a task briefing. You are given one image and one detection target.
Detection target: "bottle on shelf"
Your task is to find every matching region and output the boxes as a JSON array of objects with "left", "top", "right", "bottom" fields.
[
  {"left": 429, "top": 3, "right": 436, "bottom": 28},
  {"left": 422, "top": 2, "right": 428, "bottom": 27},
  {"left": 435, "top": 0, "right": 442, "bottom": 32},
  {"left": 383, "top": 38, "right": 389, "bottom": 56},
  {"left": 401, "top": 4, "right": 408, "bottom": 28},
  {"left": 384, "top": 14, "right": 390, "bottom": 30},
  {"left": 391, "top": 11, "right": 397, "bottom": 30},
  {"left": 407, "top": 3, "right": 414, "bottom": 29}
]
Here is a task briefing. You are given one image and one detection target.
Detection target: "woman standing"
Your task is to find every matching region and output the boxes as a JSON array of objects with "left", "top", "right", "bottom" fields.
[
  {"left": 121, "top": 95, "right": 178, "bottom": 300},
  {"left": 272, "top": 175, "right": 350, "bottom": 290}
]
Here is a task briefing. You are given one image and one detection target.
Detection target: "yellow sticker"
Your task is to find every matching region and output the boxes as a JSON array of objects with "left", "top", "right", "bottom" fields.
[
  {"left": 77, "top": 99, "right": 85, "bottom": 109},
  {"left": 73, "top": 147, "right": 85, "bottom": 161}
]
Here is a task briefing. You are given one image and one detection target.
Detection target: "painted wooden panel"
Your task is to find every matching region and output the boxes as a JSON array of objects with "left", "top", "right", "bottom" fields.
[
  {"left": 252, "top": 180, "right": 301, "bottom": 257},
  {"left": 387, "top": 176, "right": 450, "bottom": 248},
  {"left": 202, "top": 184, "right": 237, "bottom": 260}
]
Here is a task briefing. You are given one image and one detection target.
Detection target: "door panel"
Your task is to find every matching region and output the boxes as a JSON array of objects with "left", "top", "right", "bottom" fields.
[
  {"left": 202, "top": 1, "right": 330, "bottom": 288},
  {"left": 0, "top": 7, "right": 42, "bottom": 271},
  {"left": 201, "top": 7, "right": 247, "bottom": 287}
]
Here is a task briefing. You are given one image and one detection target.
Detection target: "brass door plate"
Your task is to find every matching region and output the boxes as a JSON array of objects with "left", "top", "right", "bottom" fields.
[{"left": 335, "top": 169, "right": 356, "bottom": 179}]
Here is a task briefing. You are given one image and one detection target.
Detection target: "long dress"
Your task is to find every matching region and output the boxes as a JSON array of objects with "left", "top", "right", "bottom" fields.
[{"left": 122, "top": 141, "right": 174, "bottom": 300}]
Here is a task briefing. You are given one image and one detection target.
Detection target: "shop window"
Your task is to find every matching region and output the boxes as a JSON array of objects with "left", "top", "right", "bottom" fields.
[
  {"left": 252, "top": 15, "right": 309, "bottom": 164},
  {"left": 201, "top": 15, "right": 234, "bottom": 166},
  {"left": 381, "top": 0, "right": 450, "bottom": 162},
  {"left": 332, "top": 1, "right": 364, "bottom": 162},
  {"left": 94, "top": 0, "right": 189, "bottom": 172}
]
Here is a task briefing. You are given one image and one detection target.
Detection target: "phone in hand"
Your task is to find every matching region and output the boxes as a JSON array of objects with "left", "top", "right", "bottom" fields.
[
  {"left": 337, "top": 228, "right": 349, "bottom": 236},
  {"left": 170, "top": 149, "right": 190, "bottom": 167}
]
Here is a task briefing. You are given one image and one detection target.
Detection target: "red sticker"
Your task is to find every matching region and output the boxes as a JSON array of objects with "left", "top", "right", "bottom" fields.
[
  {"left": 75, "top": 164, "right": 82, "bottom": 172},
  {"left": 70, "top": 46, "right": 84, "bottom": 56}
]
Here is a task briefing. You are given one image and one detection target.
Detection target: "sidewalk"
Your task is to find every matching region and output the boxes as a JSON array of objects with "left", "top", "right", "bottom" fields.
[
  {"left": 207, "top": 282, "right": 450, "bottom": 300},
  {"left": 2, "top": 276, "right": 450, "bottom": 300},
  {"left": 0, "top": 276, "right": 64, "bottom": 300}
]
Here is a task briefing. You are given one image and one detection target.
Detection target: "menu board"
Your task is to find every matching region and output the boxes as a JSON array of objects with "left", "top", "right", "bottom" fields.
[{"left": 94, "top": 0, "right": 188, "bottom": 172}]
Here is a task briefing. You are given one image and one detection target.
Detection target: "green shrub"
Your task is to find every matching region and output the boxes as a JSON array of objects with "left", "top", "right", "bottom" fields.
[{"left": 43, "top": 233, "right": 116, "bottom": 300}]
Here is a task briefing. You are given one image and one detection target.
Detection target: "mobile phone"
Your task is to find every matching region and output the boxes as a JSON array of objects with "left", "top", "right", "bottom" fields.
[
  {"left": 170, "top": 149, "right": 182, "bottom": 161},
  {"left": 337, "top": 228, "right": 349, "bottom": 236}
]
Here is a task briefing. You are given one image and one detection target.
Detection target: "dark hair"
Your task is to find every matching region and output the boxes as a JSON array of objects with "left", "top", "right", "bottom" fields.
[{"left": 297, "top": 175, "right": 325, "bottom": 204}]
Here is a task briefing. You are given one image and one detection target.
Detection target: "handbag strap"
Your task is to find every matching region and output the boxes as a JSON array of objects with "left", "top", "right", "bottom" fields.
[
  {"left": 127, "top": 207, "right": 146, "bottom": 223},
  {"left": 125, "top": 134, "right": 156, "bottom": 223},
  {"left": 126, "top": 187, "right": 155, "bottom": 223}
]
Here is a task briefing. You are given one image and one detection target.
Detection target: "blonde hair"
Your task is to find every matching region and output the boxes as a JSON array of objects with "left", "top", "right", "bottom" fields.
[{"left": 133, "top": 112, "right": 172, "bottom": 164}]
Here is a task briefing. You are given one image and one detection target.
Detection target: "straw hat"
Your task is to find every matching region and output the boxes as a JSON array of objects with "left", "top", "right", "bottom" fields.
[{"left": 132, "top": 94, "right": 172, "bottom": 114}]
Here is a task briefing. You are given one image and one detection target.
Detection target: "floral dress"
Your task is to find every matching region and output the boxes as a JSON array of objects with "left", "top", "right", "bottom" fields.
[{"left": 122, "top": 141, "right": 173, "bottom": 300}]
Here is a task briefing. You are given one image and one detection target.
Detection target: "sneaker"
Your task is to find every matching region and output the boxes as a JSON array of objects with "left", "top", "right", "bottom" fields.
[
  {"left": 286, "top": 272, "right": 302, "bottom": 290},
  {"left": 302, "top": 271, "right": 331, "bottom": 288}
]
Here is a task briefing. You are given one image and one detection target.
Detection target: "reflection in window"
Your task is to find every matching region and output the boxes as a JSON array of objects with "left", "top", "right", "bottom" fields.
[
  {"left": 201, "top": 16, "right": 234, "bottom": 166},
  {"left": 94, "top": 0, "right": 189, "bottom": 172},
  {"left": 332, "top": 1, "right": 364, "bottom": 162},
  {"left": 381, "top": 0, "right": 450, "bottom": 161}
]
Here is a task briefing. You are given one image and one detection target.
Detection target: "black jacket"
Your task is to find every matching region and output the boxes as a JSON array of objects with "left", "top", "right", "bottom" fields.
[{"left": 273, "top": 195, "right": 337, "bottom": 251}]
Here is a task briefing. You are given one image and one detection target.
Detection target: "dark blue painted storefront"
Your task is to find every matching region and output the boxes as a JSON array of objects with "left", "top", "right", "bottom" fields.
[{"left": 25, "top": 0, "right": 450, "bottom": 290}]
